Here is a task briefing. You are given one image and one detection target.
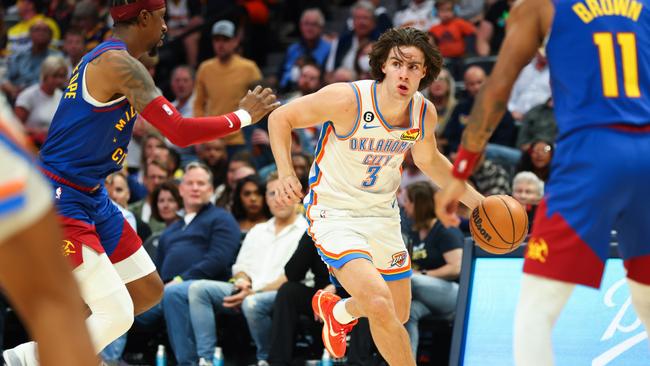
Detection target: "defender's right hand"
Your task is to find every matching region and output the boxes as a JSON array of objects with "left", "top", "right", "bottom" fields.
[{"left": 239, "top": 85, "right": 281, "bottom": 124}]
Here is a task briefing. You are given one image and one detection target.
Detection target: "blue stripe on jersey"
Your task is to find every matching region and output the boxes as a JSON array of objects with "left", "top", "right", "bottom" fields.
[
  {"left": 373, "top": 81, "right": 414, "bottom": 130},
  {"left": 420, "top": 101, "right": 427, "bottom": 141},
  {"left": 547, "top": 0, "right": 650, "bottom": 137},
  {"left": 0, "top": 195, "right": 26, "bottom": 217},
  {"left": 331, "top": 83, "right": 361, "bottom": 139},
  {"left": 39, "top": 39, "right": 137, "bottom": 189}
]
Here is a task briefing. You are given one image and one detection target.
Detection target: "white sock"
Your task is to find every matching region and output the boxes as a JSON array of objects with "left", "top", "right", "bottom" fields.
[
  {"left": 3, "top": 341, "right": 38, "bottom": 366},
  {"left": 332, "top": 298, "right": 356, "bottom": 324},
  {"left": 513, "top": 274, "right": 574, "bottom": 366},
  {"left": 628, "top": 278, "right": 650, "bottom": 337}
]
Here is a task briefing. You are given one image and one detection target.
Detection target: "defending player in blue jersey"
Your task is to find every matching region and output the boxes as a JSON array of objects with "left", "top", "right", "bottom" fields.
[
  {"left": 4, "top": 0, "right": 280, "bottom": 363},
  {"left": 435, "top": 0, "right": 650, "bottom": 364}
]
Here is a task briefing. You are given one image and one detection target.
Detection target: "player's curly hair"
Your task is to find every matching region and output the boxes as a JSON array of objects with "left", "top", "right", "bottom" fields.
[{"left": 369, "top": 27, "right": 442, "bottom": 91}]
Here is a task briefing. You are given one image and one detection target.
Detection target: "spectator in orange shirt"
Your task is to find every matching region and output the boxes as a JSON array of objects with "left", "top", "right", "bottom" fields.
[{"left": 428, "top": 0, "right": 476, "bottom": 59}]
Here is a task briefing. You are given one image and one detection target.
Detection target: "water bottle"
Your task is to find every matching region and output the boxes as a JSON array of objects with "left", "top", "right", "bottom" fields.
[
  {"left": 155, "top": 344, "right": 166, "bottom": 366},
  {"left": 320, "top": 349, "right": 332, "bottom": 366},
  {"left": 212, "top": 346, "right": 224, "bottom": 366}
]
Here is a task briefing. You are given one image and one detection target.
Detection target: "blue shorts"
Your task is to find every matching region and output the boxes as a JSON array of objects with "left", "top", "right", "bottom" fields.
[
  {"left": 46, "top": 175, "right": 141, "bottom": 268},
  {"left": 524, "top": 126, "right": 650, "bottom": 287}
]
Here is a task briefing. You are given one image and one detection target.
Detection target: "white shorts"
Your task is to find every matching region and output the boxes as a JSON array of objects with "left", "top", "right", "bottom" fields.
[
  {"left": 0, "top": 139, "right": 52, "bottom": 244},
  {"left": 307, "top": 208, "right": 412, "bottom": 281}
]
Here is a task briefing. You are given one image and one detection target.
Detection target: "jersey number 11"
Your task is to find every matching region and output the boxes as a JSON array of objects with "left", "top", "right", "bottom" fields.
[{"left": 593, "top": 32, "right": 641, "bottom": 98}]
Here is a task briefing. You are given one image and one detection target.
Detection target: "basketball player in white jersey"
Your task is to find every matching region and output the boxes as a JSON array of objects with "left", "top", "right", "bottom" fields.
[
  {"left": 0, "top": 97, "right": 97, "bottom": 366},
  {"left": 269, "top": 27, "right": 483, "bottom": 365}
]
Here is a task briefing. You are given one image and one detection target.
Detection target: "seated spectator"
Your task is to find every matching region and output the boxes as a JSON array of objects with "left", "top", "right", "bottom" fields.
[
  {"left": 278, "top": 8, "right": 331, "bottom": 91},
  {"left": 196, "top": 138, "right": 229, "bottom": 189},
  {"left": 403, "top": 182, "right": 464, "bottom": 356},
  {"left": 475, "top": 0, "right": 512, "bottom": 56},
  {"left": 507, "top": 50, "right": 551, "bottom": 121},
  {"left": 516, "top": 97, "right": 557, "bottom": 151},
  {"left": 188, "top": 172, "right": 308, "bottom": 366},
  {"left": 428, "top": 0, "right": 478, "bottom": 59},
  {"left": 512, "top": 171, "right": 544, "bottom": 230},
  {"left": 71, "top": 0, "right": 112, "bottom": 52},
  {"left": 102, "top": 162, "right": 242, "bottom": 365},
  {"left": 2, "top": 20, "right": 61, "bottom": 101},
  {"left": 150, "top": 181, "right": 183, "bottom": 228},
  {"left": 444, "top": 66, "right": 519, "bottom": 168},
  {"left": 232, "top": 175, "right": 272, "bottom": 237},
  {"left": 423, "top": 68, "right": 456, "bottom": 137},
  {"left": 267, "top": 232, "right": 334, "bottom": 366},
  {"left": 6, "top": 0, "right": 61, "bottom": 54},
  {"left": 516, "top": 140, "right": 554, "bottom": 182},
  {"left": 215, "top": 152, "right": 256, "bottom": 209},
  {"left": 471, "top": 155, "right": 512, "bottom": 196},
  {"left": 129, "top": 160, "right": 170, "bottom": 235},
  {"left": 14, "top": 55, "right": 67, "bottom": 146},
  {"left": 45, "top": 0, "right": 75, "bottom": 34},
  {"left": 393, "top": 0, "right": 437, "bottom": 31},
  {"left": 105, "top": 172, "right": 146, "bottom": 239},
  {"left": 325, "top": 1, "right": 380, "bottom": 77},
  {"left": 353, "top": 41, "right": 374, "bottom": 81},
  {"left": 61, "top": 28, "right": 85, "bottom": 74}
]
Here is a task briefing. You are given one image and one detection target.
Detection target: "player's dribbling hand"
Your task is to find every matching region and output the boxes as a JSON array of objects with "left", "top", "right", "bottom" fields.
[
  {"left": 275, "top": 174, "right": 303, "bottom": 206},
  {"left": 239, "top": 85, "right": 282, "bottom": 124},
  {"left": 435, "top": 177, "right": 467, "bottom": 228}
]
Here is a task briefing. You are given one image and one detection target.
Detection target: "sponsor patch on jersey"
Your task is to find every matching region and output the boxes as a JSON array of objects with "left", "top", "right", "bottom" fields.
[{"left": 400, "top": 128, "right": 420, "bottom": 141}]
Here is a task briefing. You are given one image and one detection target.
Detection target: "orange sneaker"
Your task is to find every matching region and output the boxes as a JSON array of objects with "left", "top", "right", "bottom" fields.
[{"left": 312, "top": 290, "right": 358, "bottom": 358}]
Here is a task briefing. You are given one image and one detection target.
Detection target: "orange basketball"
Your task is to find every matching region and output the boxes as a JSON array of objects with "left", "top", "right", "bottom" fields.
[{"left": 469, "top": 195, "right": 528, "bottom": 254}]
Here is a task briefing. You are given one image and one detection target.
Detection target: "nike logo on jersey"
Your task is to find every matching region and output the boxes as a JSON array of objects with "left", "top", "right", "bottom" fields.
[
  {"left": 162, "top": 104, "right": 173, "bottom": 116},
  {"left": 363, "top": 124, "right": 380, "bottom": 129}
]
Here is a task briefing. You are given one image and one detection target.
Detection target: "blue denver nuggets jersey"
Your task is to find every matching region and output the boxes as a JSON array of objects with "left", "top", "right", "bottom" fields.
[
  {"left": 40, "top": 39, "right": 137, "bottom": 189},
  {"left": 547, "top": 0, "right": 650, "bottom": 137}
]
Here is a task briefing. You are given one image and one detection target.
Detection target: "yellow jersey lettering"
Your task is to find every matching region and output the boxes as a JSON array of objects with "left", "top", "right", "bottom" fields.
[
  {"left": 111, "top": 148, "right": 127, "bottom": 165},
  {"left": 586, "top": 0, "right": 605, "bottom": 16},
  {"left": 115, "top": 119, "right": 127, "bottom": 131},
  {"left": 600, "top": 0, "right": 614, "bottom": 14},
  {"left": 613, "top": 0, "right": 630, "bottom": 15},
  {"left": 573, "top": 3, "right": 594, "bottom": 22},
  {"left": 628, "top": 0, "right": 642, "bottom": 20}
]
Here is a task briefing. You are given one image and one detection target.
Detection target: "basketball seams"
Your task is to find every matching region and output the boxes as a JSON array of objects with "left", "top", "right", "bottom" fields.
[
  {"left": 469, "top": 216, "right": 510, "bottom": 254},
  {"left": 480, "top": 199, "right": 512, "bottom": 245},
  {"left": 496, "top": 195, "right": 516, "bottom": 248}
]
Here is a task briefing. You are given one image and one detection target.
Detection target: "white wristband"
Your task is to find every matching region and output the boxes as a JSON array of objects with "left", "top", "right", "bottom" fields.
[{"left": 235, "top": 109, "right": 252, "bottom": 128}]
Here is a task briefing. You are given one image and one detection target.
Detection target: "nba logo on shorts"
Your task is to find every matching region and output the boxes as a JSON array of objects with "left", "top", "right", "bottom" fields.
[
  {"left": 55, "top": 187, "right": 62, "bottom": 200},
  {"left": 390, "top": 251, "right": 408, "bottom": 267}
]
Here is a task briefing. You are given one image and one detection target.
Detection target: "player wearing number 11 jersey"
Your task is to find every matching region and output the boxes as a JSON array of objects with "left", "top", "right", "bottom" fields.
[
  {"left": 269, "top": 28, "right": 482, "bottom": 365},
  {"left": 434, "top": 0, "right": 650, "bottom": 364}
]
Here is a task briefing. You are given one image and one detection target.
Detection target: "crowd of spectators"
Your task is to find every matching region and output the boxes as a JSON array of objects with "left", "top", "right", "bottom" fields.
[{"left": 0, "top": 0, "right": 557, "bottom": 365}]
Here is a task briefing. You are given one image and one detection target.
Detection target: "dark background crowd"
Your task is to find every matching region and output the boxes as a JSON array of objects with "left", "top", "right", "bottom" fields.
[{"left": 0, "top": 0, "right": 555, "bottom": 365}]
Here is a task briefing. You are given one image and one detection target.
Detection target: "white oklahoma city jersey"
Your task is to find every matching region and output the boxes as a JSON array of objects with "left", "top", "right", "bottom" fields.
[{"left": 305, "top": 80, "right": 427, "bottom": 218}]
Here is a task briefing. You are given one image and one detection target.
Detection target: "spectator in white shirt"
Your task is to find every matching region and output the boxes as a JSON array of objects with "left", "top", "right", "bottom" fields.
[
  {"left": 14, "top": 55, "right": 67, "bottom": 146},
  {"left": 393, "top": 0, "right": 438, "bottom": 31},
  {"left": 508, "top": 50, "right": 551, "bottom": 121},
  {"left": 187, "top": 172, "right": 308, "bottom": 366}
]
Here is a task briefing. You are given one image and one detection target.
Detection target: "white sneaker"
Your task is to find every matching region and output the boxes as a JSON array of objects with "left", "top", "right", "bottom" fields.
[
  {"left": 257, "top": 361, "right": 269, "bottom": 366},
  {"left": 3, "top": 342, "right": 38, "bottom": 366},
  {"left": 198, "top": 358, "right": 213, "bottom": 366}
]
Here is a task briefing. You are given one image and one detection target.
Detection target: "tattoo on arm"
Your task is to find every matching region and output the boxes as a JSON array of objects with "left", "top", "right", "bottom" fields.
[{"left": 111, "top": 53, "right": 161, "bottom": 111}]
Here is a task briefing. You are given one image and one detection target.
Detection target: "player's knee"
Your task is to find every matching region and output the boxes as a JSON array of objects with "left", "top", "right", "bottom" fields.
[
  {"left": 363, "top": 295, "right": 394, "bottom": 322},
  {"left": 132, "top": 275, "right": 164, "bottom": 315}
]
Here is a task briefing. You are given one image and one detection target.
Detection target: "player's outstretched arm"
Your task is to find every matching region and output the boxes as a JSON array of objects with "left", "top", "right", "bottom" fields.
[
  {"left": 108, "top": 51, "right": 279, "bottom": 147},
  {"left": 268, "top": 83, "right": 356, "bottom": 205},
  {"left": 435, "top": 0, "right": 552, "bottom": 227}
]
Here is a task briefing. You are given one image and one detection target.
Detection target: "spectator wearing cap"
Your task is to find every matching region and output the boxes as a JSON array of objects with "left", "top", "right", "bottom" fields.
[{"left": 193, "top": 20, "right": 263, "bottom": 157}]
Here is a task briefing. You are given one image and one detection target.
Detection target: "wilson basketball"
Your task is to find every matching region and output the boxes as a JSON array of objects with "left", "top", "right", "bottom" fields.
[{"left": 470, "top": 195, "right": 528, "bottom": 254}]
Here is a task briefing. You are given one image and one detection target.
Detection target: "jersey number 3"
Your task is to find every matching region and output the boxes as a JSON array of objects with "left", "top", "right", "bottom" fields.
[
  {"left": 593, "top": 32, "right": 640, "bottom": 98},
  {"left": 362, "top": 166, "right": 382, "bottom": 187}
]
